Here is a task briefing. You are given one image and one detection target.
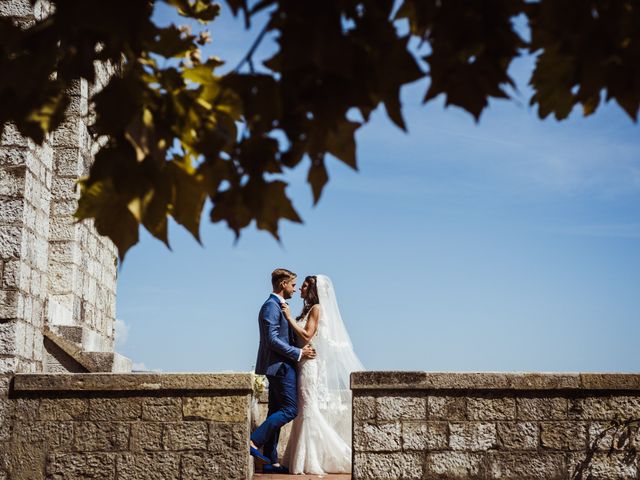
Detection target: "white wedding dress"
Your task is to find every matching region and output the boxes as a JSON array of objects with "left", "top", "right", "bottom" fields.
[{"left": 282, "top": 275, "right": 364, "bottom": 475}]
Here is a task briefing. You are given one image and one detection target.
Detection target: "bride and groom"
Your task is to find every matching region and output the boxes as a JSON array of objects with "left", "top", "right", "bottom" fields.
[{"left": 250, "top": 268, "right": 364, "bottom": 475}]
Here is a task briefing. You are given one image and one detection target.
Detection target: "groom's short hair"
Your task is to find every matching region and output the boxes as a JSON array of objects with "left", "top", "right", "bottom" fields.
[{"left": 271, "top": 268, "right": 296, "bottom": 290}]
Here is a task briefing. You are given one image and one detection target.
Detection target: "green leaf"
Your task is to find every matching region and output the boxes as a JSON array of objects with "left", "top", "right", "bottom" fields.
[
  {"left": 75, "top": 179, "right": 139, "bottom": 261},
  {"left": 167, "top": 157, "right": 207, "bottom": 243},
  {"left": 307, "top": 158, "right": 328, "bottom": 205}
]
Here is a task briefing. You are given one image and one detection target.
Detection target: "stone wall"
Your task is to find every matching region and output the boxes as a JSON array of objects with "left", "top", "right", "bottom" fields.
[
  {"left": 1, "top": 373, "right": 253, "bottom": 479},
  {"left": 351, "top": 372, "right": 640, "bottom": 480},
  {"left": 0, "top": 0, "right": 121, "bottom": 379}
]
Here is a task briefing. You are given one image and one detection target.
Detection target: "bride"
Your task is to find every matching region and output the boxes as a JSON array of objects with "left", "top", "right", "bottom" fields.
[{"left": 280, "top": 275, "right": 364, "bottom": 475}]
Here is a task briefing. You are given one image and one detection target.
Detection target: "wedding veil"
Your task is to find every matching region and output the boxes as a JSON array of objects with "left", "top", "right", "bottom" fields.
[{"left": 313, "top": 274, "right": 364, "bottom": 443}]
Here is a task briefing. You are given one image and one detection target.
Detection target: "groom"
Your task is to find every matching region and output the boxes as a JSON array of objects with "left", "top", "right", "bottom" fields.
[{"left": 250, "top": 268, "right": 316, "bottom": 474}]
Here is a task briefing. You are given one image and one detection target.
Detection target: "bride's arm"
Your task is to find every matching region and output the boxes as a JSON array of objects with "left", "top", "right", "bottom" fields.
[{"left": 283, "top": 304, "right": 319, "bottom": 344}]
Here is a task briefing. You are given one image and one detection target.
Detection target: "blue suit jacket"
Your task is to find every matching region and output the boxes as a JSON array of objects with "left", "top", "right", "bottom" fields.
[{"left": 255, "top": 295, "right": 301, "bottom": 376}]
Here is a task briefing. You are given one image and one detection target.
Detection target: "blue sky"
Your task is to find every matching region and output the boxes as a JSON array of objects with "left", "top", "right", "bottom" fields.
[{"left": 114, "top": 3, "right": 640, "bottom": 373}]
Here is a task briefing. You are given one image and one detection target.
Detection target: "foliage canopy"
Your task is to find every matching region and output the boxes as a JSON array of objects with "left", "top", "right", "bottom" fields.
[{"left": 1, "top": 0, "right": 639, "bottom": 259}]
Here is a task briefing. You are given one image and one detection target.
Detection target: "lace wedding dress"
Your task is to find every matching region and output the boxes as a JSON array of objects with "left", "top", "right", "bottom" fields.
[{"left": 282, "top": 275, "right": 364, "bottom": 475}]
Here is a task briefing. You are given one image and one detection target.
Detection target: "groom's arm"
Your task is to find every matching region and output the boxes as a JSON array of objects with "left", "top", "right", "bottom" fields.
[{"left": 262, "top": 302, "right": 301, "bottom": 363}]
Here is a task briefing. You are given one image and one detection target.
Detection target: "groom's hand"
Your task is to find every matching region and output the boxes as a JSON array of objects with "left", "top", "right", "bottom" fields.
[{"left": 301, "top": 344, "right": 316, "bottom": 359}]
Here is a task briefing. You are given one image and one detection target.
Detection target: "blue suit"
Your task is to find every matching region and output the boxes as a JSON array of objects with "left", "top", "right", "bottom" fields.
[{"left": 251, "top": 294, "right": 302, "bottom": 463}]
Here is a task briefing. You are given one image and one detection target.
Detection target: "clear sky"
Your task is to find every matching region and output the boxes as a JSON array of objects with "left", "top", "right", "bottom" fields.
[{"left": 114, "top": 3, "right": 640, "bottom": 373}]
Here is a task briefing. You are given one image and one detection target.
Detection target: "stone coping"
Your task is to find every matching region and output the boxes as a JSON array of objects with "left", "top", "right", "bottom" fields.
[
  {"left": 351, "top": 371, "right": 640, "bottom": 391},
  {"left": 12, "top": 373, "right": 254, "bottom": 393}
]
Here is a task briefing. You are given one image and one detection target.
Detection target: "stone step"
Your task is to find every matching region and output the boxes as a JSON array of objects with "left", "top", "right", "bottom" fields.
[
  {"left": 51, "top": 325, "right": 109, "bottom": 352},
  {"left": 43, "top": 327, "right": 132, "bottom": 373}
]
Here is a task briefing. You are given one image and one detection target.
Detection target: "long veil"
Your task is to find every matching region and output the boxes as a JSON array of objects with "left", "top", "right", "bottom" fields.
[{"left": 313, "top": 274, "right": 364, "bottom": 444}]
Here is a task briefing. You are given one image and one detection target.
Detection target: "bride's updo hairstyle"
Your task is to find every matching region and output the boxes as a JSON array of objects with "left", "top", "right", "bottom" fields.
[{"left": 297, "top": 275, "right": 318, "bottom": 321}]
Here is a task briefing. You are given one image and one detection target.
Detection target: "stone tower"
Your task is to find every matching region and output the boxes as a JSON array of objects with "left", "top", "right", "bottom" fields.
[{"left": 0, "top": 0, "right": 131, "bottom": 391}]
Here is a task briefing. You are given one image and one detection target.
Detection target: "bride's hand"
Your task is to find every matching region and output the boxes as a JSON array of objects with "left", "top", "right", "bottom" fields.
[{"left": 281, "top": 302, "right": 293, "bottom": 320}]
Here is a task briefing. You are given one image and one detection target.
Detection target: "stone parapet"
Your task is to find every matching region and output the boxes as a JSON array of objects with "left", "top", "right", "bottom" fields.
[
  {"left": 3, "top": 373, "right": 253, "bottom": 479},
  {"left": 351, "top": 372, "right": 640, "bottom": 480}
]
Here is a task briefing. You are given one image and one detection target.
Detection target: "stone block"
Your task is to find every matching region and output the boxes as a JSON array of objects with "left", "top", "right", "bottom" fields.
[
  {"left": 569, "top": 396, "right": 640, "bottom": 421},
  {"left": 402, "top": 421, "right": 448, "bottom": 451},
  {"left": 488, "top": 452, "right": 565, "bottom": 479},
  {"left": 141, "top": 397, "right": 181, "bottom": 422},
  {"left": 208, "top": 422, "right": 247, "bottom": 453},
  {"left": 0, "top": 165, "right": 27, "bottom": 197},
  {"left": 353, "top": 395, "right": 376, "bottom": 420},
  {"left": 354, "top": 452, "right": 423, "bottom": 479},
  {"left": 40, "top": 398, "right": 88, "bottom": 421},
  {"left": 540, "top": 421, "right": 587, "bottom": 451},
  {"left": 428, "top": 395, "right": 466, "bottom": 421},
  {"left": 568, "top": 452, "right": 638, "bottom": 479},
  {"left": 467, "top": 396, "right": 516, "bottom": 421},
  {"left": 164, "top": 422, "right": 208, "bottom": 451},
  {"left": 182, "top": 395, "right": 249, "bottom": 422},
  {"left": 377, "top": 395, "right": 426, "bottom": 421},
  {"left": 588, "top": 421, "right": 640, "bottom": 452},
  {"left": 90, "top": 398, "right": 141, "bottom": 421},
  {"left": 130, "top": 423, "right": 163, "bottom": 452},
  {"left": 12, "top": 420, "right": 74, "bottom": 451},
  {"left": 449, "top": 422, "right": 498, "bottom": 451},
  {"left": 46, "top": 453, "right": 115, "bottom": 479},
  {"left": 73, "top": 422, "right": 130, "bottom": 451},
  {"left": 1, "top": 261, "right": 20, "bottom": 290},
  {"left": 0, "top": 322, "right": 16, "bottom": 355},
  {"left": 426, "top": 452, "right": 483, "bottom": 478},
  {"left": 0, "top": 0, "right": 33, "bottom": 18},
  {"left": 0, "top": 146, "right": 28, "bottom": 167},
  {"left": 518, "top": 396, "right": 567, "bottom": 420},
  {"left": 354, "top": 421, "right": 401, "bottom": 452},
  {"left": 0, "top": 226, "right": 22, "bottom": 258},
  {"left": 0, "top": 199, "right": 24, "bottom": 225},
  {"left": 496, "top": 422, "right": 538, "bottom": 450},
  {"left": 116, "top": 453, "right": 180, "bottom": 480},
  {"left": 181, "top": 451, "right": 248, "bottom": 480}
]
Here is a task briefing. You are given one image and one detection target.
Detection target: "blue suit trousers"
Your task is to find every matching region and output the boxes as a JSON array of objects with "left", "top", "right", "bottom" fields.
[{"left": 250, "top": 363, "right": 298, "bottom": 463}]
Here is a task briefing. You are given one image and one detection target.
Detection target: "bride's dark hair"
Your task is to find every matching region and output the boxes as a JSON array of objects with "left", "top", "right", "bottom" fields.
[{"left": 297, "top": 275, "right": 319, "bottom": 321}]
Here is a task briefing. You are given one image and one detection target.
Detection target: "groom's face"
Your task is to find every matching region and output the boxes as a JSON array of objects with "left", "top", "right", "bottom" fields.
[{"left": 282, "top": 278, "right": 297, "bottom": 299}]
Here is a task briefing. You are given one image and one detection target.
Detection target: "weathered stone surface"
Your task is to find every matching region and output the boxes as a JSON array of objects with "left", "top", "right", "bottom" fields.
[
  {"left": 46, "top": 453, "right": 115, "bottom": 480},
  {"left": 208, "top": 422, "right": 247, "bottom": 453},
  {"left": 353, "top": 395, "right": 376, "bottom": 420},
  {"left": 569, "top": 396, "right": 640, "bottom": 421},
  {"left": 90, "top": 397, "right": 141, "bottom": 421},
  {"left": 116, "top": 453, "right": 179, "bottom": 480},
  {"left": 488, "top": 452, "right": 565, "bottom": 479},
  {"left": 402, "top": 421, "right": 448, "bottom": 451},
  {"left": 580, "top": 373, "right": 640, "bottom": 390},
  {"left": 540, "top": 421, "right": 588, "bottom": 451},
  {"left": 12, "top": 420, "right": 73, "bottom": 450},
  {"left": 141, "top": 397, "right": 181, "bottom": 422},
  {"left": 568, "top": 452, "right": 638, "bottom": 479},
  {"left": 181, "top": 451, "right": 248, "bottom": 480},
  {"left": 352, "top": 371, "right": 582, "bottom": 390},
  {"left": 74, "top": 422, "right": 130, "bottom": 451},
  {"left": 39, "top": 398, "right": 88, "bottom": 420},
  {"left": 377, "top": 395, "right": 426, "bottom": 421},
  {"left": 164, "top": 422, "right": 208, "bottom": 451},
  {"left": 496, "top": 422, "right": 538, "bottom": 450},
  {"left": 354, "top": 452, "right": 423, "bottom": 479},
  {"left": 13, "top": 373, "right": 254, "bottom": 392},
  {"left": 130, "top": 423, "right": 163, "bottom": 452},
  {"left": 467, "top": 396, "right": 515, "bottom": 420},
  {"left": 517, "top": 396, "right": 567, "bottom": 420},
  {"left": 428, "top": 395, "right": 466, "bottom": 420},
  {"left": 183, "top": 395, "right": 249, "bottom": 422},
  {"left": 426, "top": 452, "right": 483, "bottom": 478},
  {"left": 449, "top": 422, "right": 498, "bottom": 451},
  {"left": 354, "top": 421, "right": 401, "bottom": 452}
]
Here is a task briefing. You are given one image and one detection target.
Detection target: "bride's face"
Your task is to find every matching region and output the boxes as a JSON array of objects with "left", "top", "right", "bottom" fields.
[{"left": 300, "top": 281, "right": 309, "bottom": 299}]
